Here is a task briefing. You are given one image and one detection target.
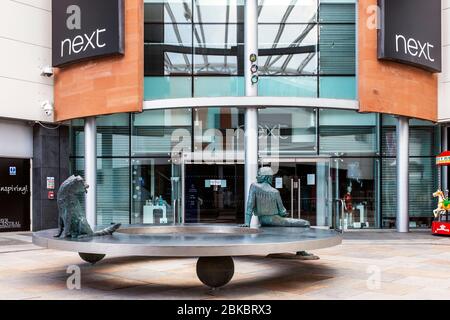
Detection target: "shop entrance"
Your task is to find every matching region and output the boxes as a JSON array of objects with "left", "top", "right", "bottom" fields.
[
  {"left": 184, "top": 164, "right": 245, "bottom": 224},
  {"left": 262, "top": 159, "right": 332, "bottom": 227}
]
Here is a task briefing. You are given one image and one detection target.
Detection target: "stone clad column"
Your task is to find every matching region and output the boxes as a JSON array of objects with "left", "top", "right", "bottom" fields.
[
  {"left": 84, "top": 117, "right": 97, "bottom": 227},
  {"left": 396, "top": 116, "right": 409, "bottom": 233},
  {"left": 244, "top": 0, "right": 259, "bottom": 209}
]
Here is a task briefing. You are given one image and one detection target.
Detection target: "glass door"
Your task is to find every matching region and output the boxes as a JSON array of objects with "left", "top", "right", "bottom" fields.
[
  {"left": 330, "top": 157, "right": 379, "bottom": 230},
  {"left": 266, "top": 159, "right": 331, "bottom": 228},
  {"left": 131, "top": 158, "right": 182, "bottom": 225},
  {"left": 184, "top": 164, "right": 245, "bottom": 224}
]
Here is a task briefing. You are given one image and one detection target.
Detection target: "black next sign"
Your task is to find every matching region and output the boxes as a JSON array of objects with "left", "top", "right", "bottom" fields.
[
  {"left": 52, "top": 0, "right": 125, "bottom": 68},
  {"left": 378, "top": 0, "right": 441, "bottom": 73}
]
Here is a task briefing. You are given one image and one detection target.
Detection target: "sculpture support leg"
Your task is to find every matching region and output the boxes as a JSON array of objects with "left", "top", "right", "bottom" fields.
[
  {"left": 79, "top": 253, "right": 105, "bottom": 265},
  {"left": 196, "top": 257, "right": 234, "bottom": 288}
]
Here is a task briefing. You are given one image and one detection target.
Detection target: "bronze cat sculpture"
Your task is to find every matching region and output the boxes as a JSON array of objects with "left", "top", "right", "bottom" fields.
[{"left": 54, "top": 175, "right": 121, "bottom": 239}]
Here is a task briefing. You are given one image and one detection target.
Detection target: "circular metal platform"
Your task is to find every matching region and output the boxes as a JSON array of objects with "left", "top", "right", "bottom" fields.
[{"left": 32, "top": 224, "right": 342, "bottom": 257}]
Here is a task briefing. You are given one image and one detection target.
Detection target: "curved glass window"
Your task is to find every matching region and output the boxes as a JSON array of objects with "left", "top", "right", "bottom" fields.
[
  {"left": 319, "top": 109, "right": 378, "bottom": 156},
  {"left": 145, "top": 23, "right": 192, "bottom": 76},
  {"left": 258, "top": 0, "right": 318, "bottom": 24},
  {"left": 132, "top": 109, "right": 192, "bottom": 156},
  {"left": 194, "top": 0, "right": 244, "bottom": 23},
  {"left": 144, "top": 0, "right": 193, "bottom": 24},
  {"left": 259, "top": 108, "right": 317, "bottom": 154},
  {"left": 193, "top": 24, "right": 244, "bottom": 75},
  {"left": 144, "top": 0, "right": 357, "bottom": 100},
  {"left": 258, "top": 24, "right": 318, "bottom": 75}
]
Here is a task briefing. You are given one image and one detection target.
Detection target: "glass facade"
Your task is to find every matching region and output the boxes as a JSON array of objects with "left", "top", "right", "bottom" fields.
[
  {"left": 144, "top": 0, "right": 356, "bottom": 100},
  {"left": 70, "top": 109, "right": 439, "bottom": 229},
  {"left": 68, "top": 0, "right": 438, "bottom": 230}
]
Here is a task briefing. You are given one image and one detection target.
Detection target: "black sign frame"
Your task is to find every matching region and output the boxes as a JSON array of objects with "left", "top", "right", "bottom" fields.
[
  {"left": 377, "top": 0, "right": 442, "bottom": 73},
  {"left": 0, "top": 159, "right": 30, "bottom": 233},
  {"left": 52, "top": 0, "right": 125, "bottom": 68}
]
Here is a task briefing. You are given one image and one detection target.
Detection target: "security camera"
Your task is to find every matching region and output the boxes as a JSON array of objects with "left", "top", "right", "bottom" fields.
[
  {"left": 40, "top": 66, "right": 54, "bottom": 77},
  {"left": 41, "top": 100, "right": 54, "bottom": 117}
]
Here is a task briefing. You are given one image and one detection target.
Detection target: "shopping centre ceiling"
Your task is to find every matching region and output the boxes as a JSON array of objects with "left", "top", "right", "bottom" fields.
[{"left": 144, "top": 0, "right": 320, "bottom": 76}]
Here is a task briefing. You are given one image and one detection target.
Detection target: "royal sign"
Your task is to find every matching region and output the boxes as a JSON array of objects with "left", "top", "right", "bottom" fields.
[{"left": 437, "top": 151, "right": 450, "bottom": 167}]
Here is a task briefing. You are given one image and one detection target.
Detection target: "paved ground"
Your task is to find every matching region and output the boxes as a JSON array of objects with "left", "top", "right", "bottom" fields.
[{"left": 1, "top": 230, "right": 450, "bottom": 300}]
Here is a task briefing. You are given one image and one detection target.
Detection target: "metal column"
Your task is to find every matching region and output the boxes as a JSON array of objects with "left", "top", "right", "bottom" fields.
[
  {"left": 244, "top": 0, "right": 259, "bottom": 208},
  {"left": 442, "top": 125, "right": 448, "bottom": 192},
  {"left": 84, "top": 117, "right": 97, "bottom": 227},
  {"left": 396, "top": 116, "right": 409, "bottom": 233}
]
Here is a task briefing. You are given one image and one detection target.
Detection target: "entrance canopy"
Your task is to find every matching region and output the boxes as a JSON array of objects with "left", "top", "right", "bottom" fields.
[{"left": 143, "top": 96, "right": 359, "bottom": 111}]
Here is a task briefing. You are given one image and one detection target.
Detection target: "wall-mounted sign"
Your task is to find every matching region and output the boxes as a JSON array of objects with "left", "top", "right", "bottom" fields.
[
  {"left": 52, "top": 0, "right": 125, "bottom": 67},
  {"left": 307, "top": 174, "right": 315, "bottom": 186},
  {"left": 275, "top": 177, "right": 283, "bottom": 189},
  {"left": 0, "top": 159, "right": 30, "bottom": 232},
  {"left": 377, "top": 0, "right": 441, "bottom": 73},
  {"left": 46, "top": 177, "right": 55, "bottom": 190},
  {"left": 205, "top": 180, "right": 227, "bottom": 188}
]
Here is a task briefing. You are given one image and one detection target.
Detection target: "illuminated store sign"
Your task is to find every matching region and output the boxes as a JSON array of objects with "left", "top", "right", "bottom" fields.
[
  {"left": 52, "top": 0, "right": 125, "bottom": 67},
  {"left": 378, "top": 0, "right": 441, "bottom": 73}
]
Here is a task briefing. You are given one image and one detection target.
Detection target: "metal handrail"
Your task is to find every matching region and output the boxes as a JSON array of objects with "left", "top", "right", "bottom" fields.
[{"left": 334, "top": 199, "right": 345, "bottom": 234}]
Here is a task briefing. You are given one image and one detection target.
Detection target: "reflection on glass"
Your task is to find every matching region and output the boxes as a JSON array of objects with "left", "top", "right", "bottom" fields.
[
  {"left": 331, "top": 158, "right": 378, "bottom": 229},
  {"left": 259, "top": 24, "right": 318, "bottom": 75},
  {"left": 71, "top": 116, "right": 131, "bottom": 157},
  {"left": 71, "top": 119, "right": 85, "bottom": 157},
  {"left": 144, "top": 0, "right": 193, "bottom": 24},
  {"left": 144, "top": 76, "right": 192, "bottom": 99},
  {"left": 259, "top": 108, "right": 317, "bottom": 154},
  {"left": 381, "top": 115, "right": 439, "bottom": 157},
  {"left": 185, "top": 164, "right": 245, "bottom": 224},
  {"left": 258, "top": 0, "right": 318, "bottom": 23},
  {"left": 319, "top": 76, "right": 356, "bottom": 99},
  {"left": 193, "top": 76, "right": 244, "bottom": 96},
  {"left": 193, "top": 107, "right": 245, "bottom": 161},
  {"left": 194, "top": 0, "right": 244, "bottom": 23},
  {"left": 97, "top": 158, "right": 130, "bottom": 225},
  {"left": 131, "top": 158, "right": 182, "bottom": 225},
  {"left": 145, "top": 23, "right": 192, "bottom": 75},
  {"left": 259, "top": 76, "right": 317, "bottom": 97},
  {"left": 382, "top": 158, "right": 437, "bottom": 229},
  {"left": 319, "top": 109, "right": 377, "bottom": 155},
  {"left": 132, "top": 109, "right": 192, "bottom": 156},
  {"left": 193, "top": 24, "right": 244, "bottom": 75},
  {"left": 97, "top": 114, "right": 130, "bottom": 157}
]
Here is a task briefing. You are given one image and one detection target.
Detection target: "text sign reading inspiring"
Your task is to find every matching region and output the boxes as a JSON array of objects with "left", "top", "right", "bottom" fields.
[
  {"left": 378, "top": 0, "right": 441, "bottom": 73},
  {"left": 52, "top": 0, "right": 125, "bottom": 67}
]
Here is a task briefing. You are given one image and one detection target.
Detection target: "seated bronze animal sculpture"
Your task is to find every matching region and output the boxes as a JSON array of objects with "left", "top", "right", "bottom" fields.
[{"left": 54, "top": 175, "right": 121, "bottom": 239}]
